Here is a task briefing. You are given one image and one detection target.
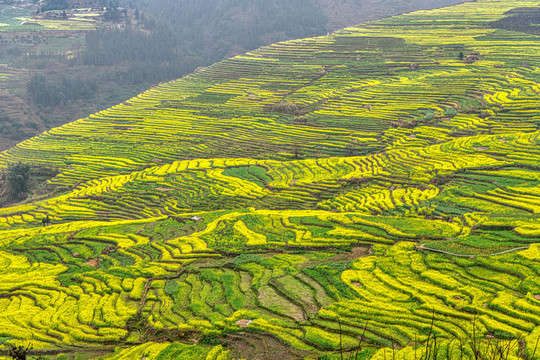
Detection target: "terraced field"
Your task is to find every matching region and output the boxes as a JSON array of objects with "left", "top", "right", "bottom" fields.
[{"left": 0, "top": 0, "right": 539, "bottom": 358}]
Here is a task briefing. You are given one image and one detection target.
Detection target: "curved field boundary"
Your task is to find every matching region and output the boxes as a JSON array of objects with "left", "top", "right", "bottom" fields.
[{"left": 416, "top": 243, "right": 530, "bottom": 258}]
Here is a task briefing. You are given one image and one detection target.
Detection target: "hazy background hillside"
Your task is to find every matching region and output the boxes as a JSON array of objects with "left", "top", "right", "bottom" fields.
[
  {"left": 0, "top": 0, "right": 463, "bottom": 151},
  {"left": 129, "top": 0, "right": 464, "bottom": 63}
]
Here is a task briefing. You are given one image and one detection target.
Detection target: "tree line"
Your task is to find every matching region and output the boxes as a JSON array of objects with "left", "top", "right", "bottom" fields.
[
  {"left": 125, "top": 0, "right": 328, "bottom": 64},
  {"left": 27, "top": 74, "right": 98, "bottom": 107},
  {"left": 0, "top": 162, "right": 30, "bottom": 206}
]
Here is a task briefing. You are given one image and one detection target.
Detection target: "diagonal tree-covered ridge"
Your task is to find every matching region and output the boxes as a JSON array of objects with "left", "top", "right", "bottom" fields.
[{"left": 0, "top": 0, "right": 539, "bottom": 359}]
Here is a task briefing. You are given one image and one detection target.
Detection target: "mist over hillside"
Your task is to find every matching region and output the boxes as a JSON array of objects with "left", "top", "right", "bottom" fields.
[{"left": 129, "top": 0, "right": 465, "bottom": 62}]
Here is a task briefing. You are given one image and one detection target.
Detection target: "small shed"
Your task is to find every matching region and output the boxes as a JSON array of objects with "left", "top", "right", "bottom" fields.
[
  {"left": 464, "top": 55, "right": 480, "bottom": 63},
  {"left": 464, "top": 51, "right": 481, "bottom": 63}
]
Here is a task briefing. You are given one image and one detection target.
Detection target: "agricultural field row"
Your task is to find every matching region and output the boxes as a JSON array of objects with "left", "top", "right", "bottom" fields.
[
  {"left": 0, "top": 0, "right": 539, "bottom": 358},
  {"left": 0, "top": 1, "right": 538, "bottom": 186},
  {"left": 0, "top": 130, "right": 538, "bottom": 244},
  {"left": 0, "top": 229, "right": 540, "bottom": 359},
  {"left": 0, "top": 129, "right": 537, "bottom": 355},
  {"left": 0, "top": 4, "right": 102, "bottom": 32}
]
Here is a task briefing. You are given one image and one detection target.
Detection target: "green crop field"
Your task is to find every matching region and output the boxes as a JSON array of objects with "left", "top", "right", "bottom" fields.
[
  {"left": 0, "top": 0, "right": 539, "bottom": 358},
  {"left": 0, "top": 4, "right": 34, "bottom": 31},
  {"left": 0, "top": 4, "right": 100, "bottom": 32}
]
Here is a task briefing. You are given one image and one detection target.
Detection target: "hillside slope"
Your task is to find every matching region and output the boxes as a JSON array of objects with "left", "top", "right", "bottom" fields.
[
  {"left": 317, "top": 0, "right": 465, "bottom": 31},
  {"left": 0, "top": 0, "right": 465, "bottom": 154},
  {"left": 0, "top": 0, "right": 539, "bottom": 359}
]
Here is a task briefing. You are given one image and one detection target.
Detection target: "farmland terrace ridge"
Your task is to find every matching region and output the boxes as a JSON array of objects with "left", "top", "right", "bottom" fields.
[{"left": 0, "top": 0, "right": 539, "bottom": 359}]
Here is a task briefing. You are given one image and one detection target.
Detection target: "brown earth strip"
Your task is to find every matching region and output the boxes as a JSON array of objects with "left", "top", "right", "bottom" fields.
[{"left": 416, "top": 244, "right": 529, "bottom": 258}]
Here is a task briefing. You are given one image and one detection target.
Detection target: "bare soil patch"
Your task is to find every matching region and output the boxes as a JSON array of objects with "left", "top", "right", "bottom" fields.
[
  {"left": 299, "top": 245, "right": 372, "bottom": 270},
  {"left": 157, "top": 187, "right": 175, "bottom": 191},
  {"left": 226, "top": 332, "right": 313, "bottom": 360},
  {"left": 236, "top": 319, "right": 253, "bottom": 328},
  {"left": 328, "top": 245, "right": 372, "bottom": 261},
  {"left": 84, "top": 258, "right": 100, "bottom": 268}
]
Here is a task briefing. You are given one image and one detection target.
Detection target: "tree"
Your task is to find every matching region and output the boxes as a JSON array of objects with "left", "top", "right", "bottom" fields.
[
  {"left": 41, "top": 215, "right": 51, "bottom": 226},
  {"left": 5, "top": 162, "right": 30, "bottom": 203},
  {"left": 458, "top": 51, "right": 464, "bottom": 60},
  {"left": 6, "top": 343, "right": 43, "bottom": 360},
  {"left": 8, "top": 344, "right": 31, "bottom": 360},
  {"left": 41, "top": 0, "right": 68, "bottom": 11}
]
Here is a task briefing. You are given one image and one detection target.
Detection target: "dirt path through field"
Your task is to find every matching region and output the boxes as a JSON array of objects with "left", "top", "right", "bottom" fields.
[{"left": 416, "top": 244, "right": 530, "bottom": 258}]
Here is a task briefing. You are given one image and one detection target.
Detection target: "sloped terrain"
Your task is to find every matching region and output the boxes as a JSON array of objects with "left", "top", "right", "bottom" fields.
[{"left": 0, "top": 0, "right": 539, "bottom": 359}]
